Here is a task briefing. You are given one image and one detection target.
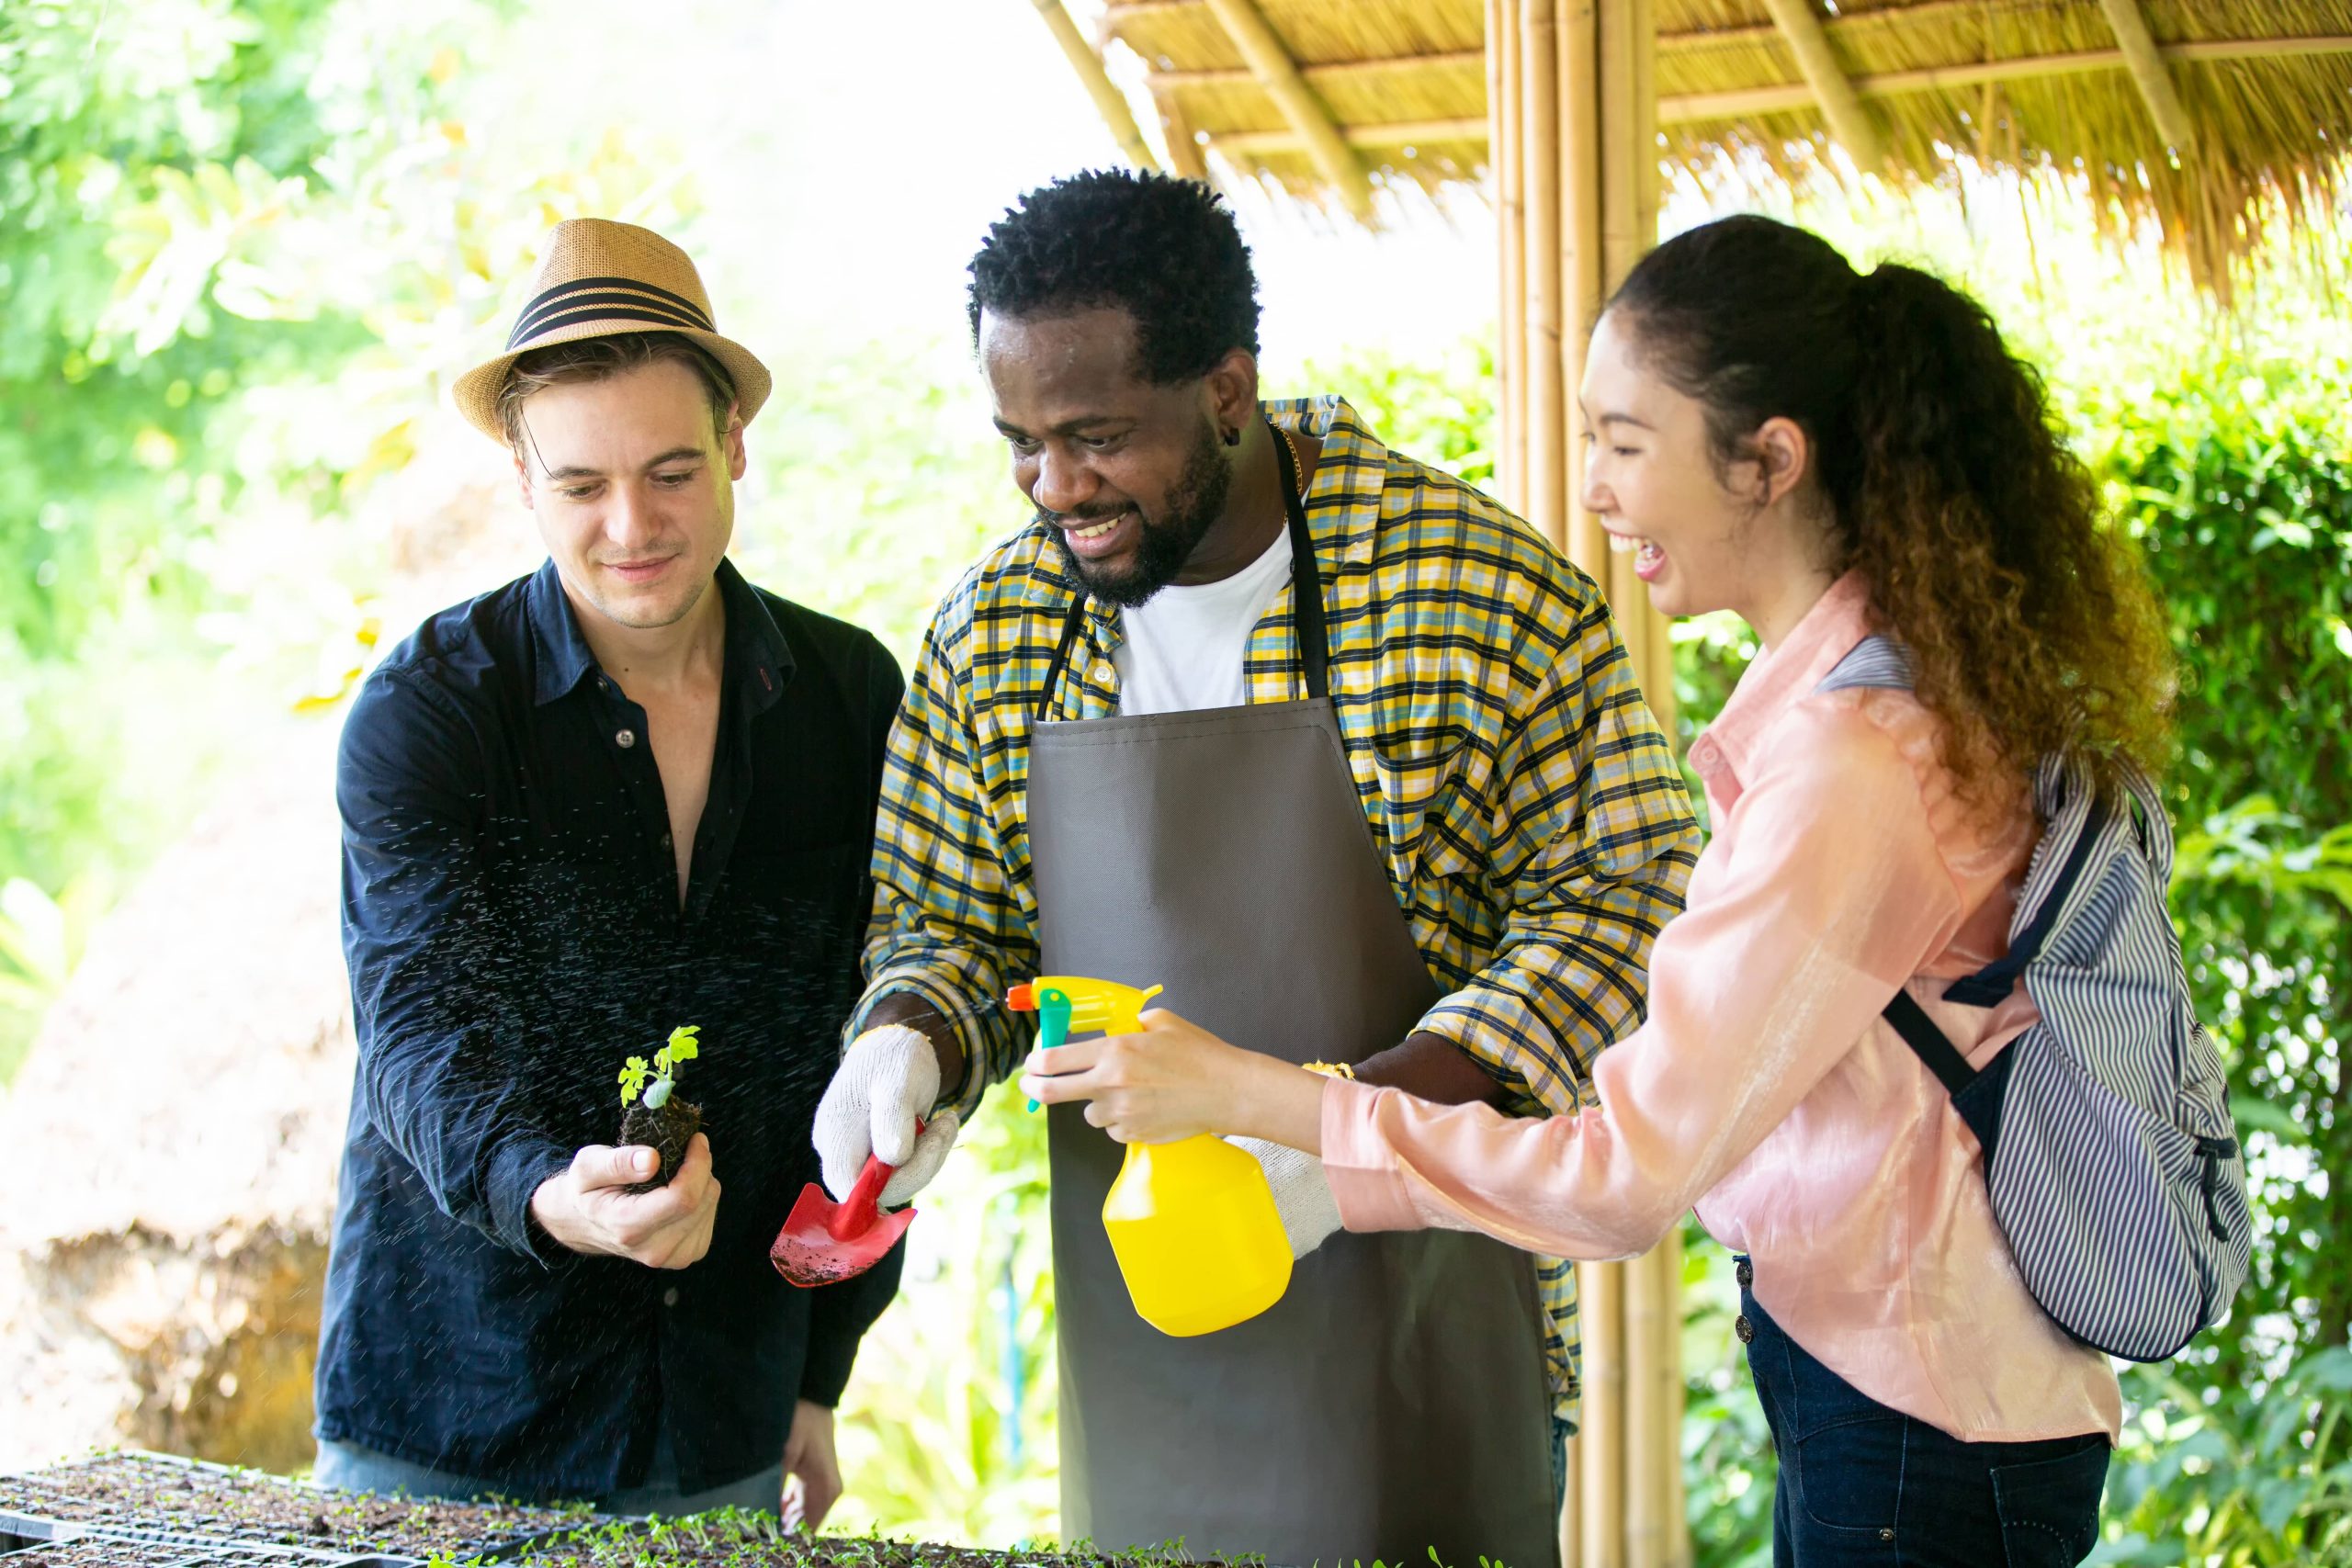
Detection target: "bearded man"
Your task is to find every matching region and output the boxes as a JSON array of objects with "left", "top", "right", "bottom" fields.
[{"left": 812, "top": 172, "right": 1701, "bottom": 1562}]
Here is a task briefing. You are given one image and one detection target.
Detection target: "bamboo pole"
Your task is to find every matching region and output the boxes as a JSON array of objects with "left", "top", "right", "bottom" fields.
[
  {"left": 1029, "top": 0, "right": 1161, "bottom": 173},
  {"left": 2097, "top": 0, "right": 2197, "bottom": 152},
  {"left": 1148, "top": 50, "right": 1488, "bottom": 87},
  {"left": 1605, "top": 17, "right": 1675, "bottom": 1565},
  {"left": 1493, "top": 0, "right": 1683, "bottom": 1558},
  {"left": 1657, "top": 35, "right": 2352, "bottom": 124},
  {"left": 1758, "top": 0, "right": 1887, "bottom": 168},
  {"left": 1491, "top": 0, "right": 1527, "bottom": 513},
  {"left": 1151, "top": 85, "right": 1211, "bottom": 181},
  {"left": 1520, "top": 0, "right": 1566, "bottom": 545},
  {"left": 1578, "top": 1257, "right": 1626, "bottom": 1568},
  {"left": 1559, "top": 1424, "right": 1584, "bottom": 1568},
  {"left": 1624, "top": 1244, "right": 1674, "bottom": 1566},
  {"left": 1211, "top": 117, "right": 1494, "bottom": 154},
  {"left": 1660, "top": 1236, "right": 1691, "bottom": 1568},
  {"left": 1562, "top": 0, "right": 1607, "bottom": 583},
  {"left": 1552, "top": 0, "right": 1589, "bottom": 561},
  {"left": 1563, "top": 0, "right": 1611, "bottom": 1540},
  {"left": 1200, "top": 0, "right": 1375, "bottom": 222},
  {"left": 2170, "top": 32, "right": 2352, "bottom": 64},
  {"left": 1590, "top": 61, "right": 1679, "bottom": 725}
]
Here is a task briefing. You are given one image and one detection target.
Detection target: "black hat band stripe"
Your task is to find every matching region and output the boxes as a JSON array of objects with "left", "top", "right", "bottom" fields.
[
  {"left": 509, "top": 276, "right": 714, "bottom": 344},
  {"left": 507, "top": 299, "right": 715, "bottom": 351}
]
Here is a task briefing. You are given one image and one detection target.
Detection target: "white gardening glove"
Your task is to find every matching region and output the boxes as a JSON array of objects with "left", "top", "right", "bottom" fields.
[
  {"left": 814, "top": 1025, "right": 963, "bottom": 1208},
  {"left": 1229, "top": 1135, "right": 1343, "bottom": 1260}
]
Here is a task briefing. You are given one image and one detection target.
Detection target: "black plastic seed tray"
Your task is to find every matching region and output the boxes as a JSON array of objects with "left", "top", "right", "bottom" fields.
[
  {"left": 0, "top": 1537, "right": 409, "bottom": 1567},
  {"left": 0, "top": 1454, "right": 590, "bottom": 1565}
]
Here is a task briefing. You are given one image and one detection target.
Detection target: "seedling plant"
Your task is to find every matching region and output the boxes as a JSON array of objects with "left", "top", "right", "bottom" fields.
[{"left": 618, "top": 1024, "right": 704, "bottom": 1196}]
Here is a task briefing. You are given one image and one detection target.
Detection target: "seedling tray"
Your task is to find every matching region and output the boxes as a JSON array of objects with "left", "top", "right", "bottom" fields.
[
  {"left": 506, "top": 1510, "right": 1238, "bottom": 1568},
  {"left": 0, "top": 1538, "right": 410, "bottom": 1568},
  {"left": 0, "top": 1454, "right": 589, "bottom": 1564}
]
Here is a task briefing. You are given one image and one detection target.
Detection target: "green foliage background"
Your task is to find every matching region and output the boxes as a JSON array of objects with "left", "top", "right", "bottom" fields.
[{"left": 3, "top": 0, "right": 2347, "bottom": 1561}]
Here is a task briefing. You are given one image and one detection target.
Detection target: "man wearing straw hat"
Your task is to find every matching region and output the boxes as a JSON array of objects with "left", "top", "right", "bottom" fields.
[
  {"left": 315, "top": 219, "right": 904, "bottom": 1526},
  {"left": 819, "top": 171, "right": 1698, "bottom": 1562}
]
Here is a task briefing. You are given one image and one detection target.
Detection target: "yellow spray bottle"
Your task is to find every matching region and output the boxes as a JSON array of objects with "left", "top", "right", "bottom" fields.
[{"left": 1009, "top": 977, "right": 1292, "bottom": 1337}]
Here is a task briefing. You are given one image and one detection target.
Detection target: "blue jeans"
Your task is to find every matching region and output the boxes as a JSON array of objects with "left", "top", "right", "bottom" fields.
[
  {"left": 312, "top": 1426, "right": 782, "bottom": 1517},
  {"left": 1736, "top": 1260, "right": 2108, "bottom": 1566}
]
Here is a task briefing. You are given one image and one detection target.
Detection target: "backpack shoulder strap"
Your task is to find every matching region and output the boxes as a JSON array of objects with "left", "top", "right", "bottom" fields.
[
  {"left": 1813, "top": 634, "right": 1915, "bottom": 695},
  {"left": 1810, "top": 636, "right": 1988, "bottom": 1093}
]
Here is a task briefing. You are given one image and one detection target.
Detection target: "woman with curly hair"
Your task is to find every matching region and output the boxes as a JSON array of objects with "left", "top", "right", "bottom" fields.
[{"left": 1023, "top": 214, "right": 2177, "bottom": 1565}]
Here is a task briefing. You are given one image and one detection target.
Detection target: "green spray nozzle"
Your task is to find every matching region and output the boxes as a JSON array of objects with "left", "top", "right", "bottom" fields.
[{"left": 1009, "top": 976, "right": 1162, "bottom": 1112}]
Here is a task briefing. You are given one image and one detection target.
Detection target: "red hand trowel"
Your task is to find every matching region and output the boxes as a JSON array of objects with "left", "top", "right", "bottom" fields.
[{"left": 769, "top": 1135, "right": 920, "bottom": 1288}]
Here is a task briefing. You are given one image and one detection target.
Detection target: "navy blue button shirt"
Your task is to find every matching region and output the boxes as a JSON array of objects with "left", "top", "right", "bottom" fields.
[{"left": 318, "top": 558, "right": 905, "bottom": 1498}]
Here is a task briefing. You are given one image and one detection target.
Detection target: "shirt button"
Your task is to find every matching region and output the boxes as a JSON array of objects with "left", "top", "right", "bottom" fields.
[
  {"left": 1690, "top": 738, "right": 1719, "bottom": 770},
  {"left": 616, "top": 728, "right": 637, "bottom": 749},
  {"left": 1734, "top": 1314, "right": 1756, "bottom": 1345},
  {"left": 662, "top": 1287, "right": 679, "bottom": 1307},
  {"left": 1736, "top": 1258, "right": 1754, "bottom": 1290},
  {"left": 660, "top": 831, "right": 673, "bottom": 850}
]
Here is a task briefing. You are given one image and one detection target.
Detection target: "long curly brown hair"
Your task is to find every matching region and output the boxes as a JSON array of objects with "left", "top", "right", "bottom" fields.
[{"left": 1609, "top": 215, "right": 2175, "bottom": 814}]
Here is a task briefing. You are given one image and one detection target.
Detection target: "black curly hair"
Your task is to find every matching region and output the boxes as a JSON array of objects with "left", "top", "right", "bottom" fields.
[{"left": 967, "top": 169, "right": 1261, "bottom": 384}]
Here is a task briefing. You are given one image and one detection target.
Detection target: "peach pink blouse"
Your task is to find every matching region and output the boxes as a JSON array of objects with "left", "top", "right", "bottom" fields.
[{"left": 1323, "top": 572, "right": 2120, "bottom": 1442}]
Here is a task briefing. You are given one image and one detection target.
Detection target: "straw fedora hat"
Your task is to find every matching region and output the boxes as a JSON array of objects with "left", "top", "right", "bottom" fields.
[{"left": 451, "top": 218, "right": 772, "bottom": 443}]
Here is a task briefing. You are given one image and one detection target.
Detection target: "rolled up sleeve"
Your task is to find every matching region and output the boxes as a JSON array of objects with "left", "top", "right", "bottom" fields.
[
  {"left": 851, "top": 615, "right": 1032, "bottom": 1118},
  {"left": 1414, "top": 599, "right": 1701, "bottom": 1117}
]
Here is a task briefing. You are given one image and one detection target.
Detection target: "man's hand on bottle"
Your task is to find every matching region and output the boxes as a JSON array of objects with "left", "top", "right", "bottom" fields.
[{"left": 530, "top": 1134, "right": 720, "bottom": 1269}]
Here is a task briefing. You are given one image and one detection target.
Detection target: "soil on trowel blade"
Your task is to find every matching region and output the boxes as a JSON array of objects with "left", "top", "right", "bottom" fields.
[{"left": 618, "top": 1097, "right": 702, "bottom": 1194}]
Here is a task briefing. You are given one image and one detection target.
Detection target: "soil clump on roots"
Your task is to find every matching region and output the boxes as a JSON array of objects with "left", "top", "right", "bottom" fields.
[{"left": 617, "top": 1098, "right": 702, "bottom": 1195}]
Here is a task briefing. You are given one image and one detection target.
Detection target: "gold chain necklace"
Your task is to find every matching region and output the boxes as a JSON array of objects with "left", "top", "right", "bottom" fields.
[{"left": 1274, "top": 423, "right": 1307, "bottom": 499}]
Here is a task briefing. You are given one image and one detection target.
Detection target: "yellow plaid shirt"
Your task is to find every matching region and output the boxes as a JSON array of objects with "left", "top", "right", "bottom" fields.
[{"left": 854, "top": 395, "right": 1701, "bottom": 1426}]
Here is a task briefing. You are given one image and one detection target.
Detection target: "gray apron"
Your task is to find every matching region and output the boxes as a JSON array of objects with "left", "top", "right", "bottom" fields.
[{"left": 1024, "top": 431, "right": 1561, "bottom": 1568}]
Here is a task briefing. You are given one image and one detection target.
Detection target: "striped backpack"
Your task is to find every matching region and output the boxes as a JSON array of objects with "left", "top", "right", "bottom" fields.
[{"left": 1818, "top": 636, "right": 2252, "bottom": 1361}]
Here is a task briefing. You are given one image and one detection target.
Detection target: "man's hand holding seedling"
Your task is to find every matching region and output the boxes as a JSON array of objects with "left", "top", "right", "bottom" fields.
[
  {"left": 528, "top": 1133, "right": 720, "bottom": 1268},
  {"left": 531, "top": 1025, "right": 720, "bottom": 1268}
]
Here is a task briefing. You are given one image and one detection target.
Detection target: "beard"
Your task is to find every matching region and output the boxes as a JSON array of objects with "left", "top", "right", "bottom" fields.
[{"left": 1041, "top": 417, "right": 1233, "bottom": 608}]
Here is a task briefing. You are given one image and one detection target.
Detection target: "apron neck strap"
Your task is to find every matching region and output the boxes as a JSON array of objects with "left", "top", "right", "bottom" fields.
[
  {"left": 1272, "top": 420, "right": 1329, "bottom": 702},
  {"left": 1035, "top": 419, "right": 1328, "bottom": 720}
]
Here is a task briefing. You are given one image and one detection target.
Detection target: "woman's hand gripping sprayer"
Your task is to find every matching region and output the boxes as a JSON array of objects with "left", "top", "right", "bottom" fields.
[
  {"left": 1011, "top": 978, "right": 1310, "bottom": 1337},
  {"left": 1017, "top": 992, "right": 1330, "bottom": 1157}
]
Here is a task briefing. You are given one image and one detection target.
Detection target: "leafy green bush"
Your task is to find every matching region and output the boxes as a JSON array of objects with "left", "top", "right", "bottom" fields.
[
  {"left": 2066, "top": 348, "right": 2352, "bottom": 1568},
  {"left": 2091, "top": 1345, "right": 2352, "bottom": 1566},
  {"left": 0, "top": 0, "right": 506, "bottom": 1077},
  {"left": 0, "top": 0, "right": 711, "bottom": 1084}
]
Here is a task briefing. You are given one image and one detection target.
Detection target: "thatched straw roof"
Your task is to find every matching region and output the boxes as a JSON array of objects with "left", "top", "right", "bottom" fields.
[{"left": 1065, "top": 0, "right": 2352, "bottom": 280}]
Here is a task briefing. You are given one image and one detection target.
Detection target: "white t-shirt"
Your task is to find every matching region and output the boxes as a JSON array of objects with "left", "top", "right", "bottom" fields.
[{"left": 1113, "top": 524, "right": 1295, "bottom": 716}]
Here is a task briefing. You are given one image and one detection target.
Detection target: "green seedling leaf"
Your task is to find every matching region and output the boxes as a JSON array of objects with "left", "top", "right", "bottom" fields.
[{"left": 617, "top": 1055, "right": 650, "bottom": 1107}]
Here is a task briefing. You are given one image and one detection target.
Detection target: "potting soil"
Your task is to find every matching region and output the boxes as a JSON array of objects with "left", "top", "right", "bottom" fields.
[{"left": 617, "top": 1099, "right": 703, "bottom": 1196}]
